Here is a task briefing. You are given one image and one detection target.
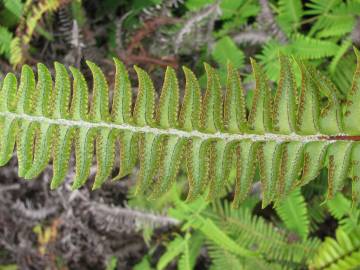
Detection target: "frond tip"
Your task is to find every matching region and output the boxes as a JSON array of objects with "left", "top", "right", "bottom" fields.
[{"left": 1, "top": 51, "right": 360, "bottom": 206}]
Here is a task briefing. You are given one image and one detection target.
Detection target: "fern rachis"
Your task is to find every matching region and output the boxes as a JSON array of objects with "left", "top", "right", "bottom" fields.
[{"left": 1, "top": 49, "right": 360, "bottom": 206}]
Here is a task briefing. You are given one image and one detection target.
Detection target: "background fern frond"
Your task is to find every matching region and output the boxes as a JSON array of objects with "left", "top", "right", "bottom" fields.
[
  {"left": 309, "top": 228, "right": 360, "bottom": 269},
  {"left": 277, "top": 0, "right": 303, "bottom": 34},
  {"left": 275, "top": 188, "right": 310, "bottom": 240},
  {"left": 286, "top": 35, "right": 339, "bottom": 59},
  {"left": 156, "top": 231, "right": 203, "bottom": 270},
  {"left": 327, "top": 193, "right": 360, "bottom": 233},
  {"left": 207, "top": 245, "right": 244, "bottom": 270},
  {"left": 215, "top": 203, "right": 319, "bottom": 263},
  {"left": 3, "top": 0, "right": 23, "bottom": 19},
  {"left": 331, "top": 53, "right": 357, "bottom": 93},
  {"left": 305, "top": 0, "right": 360, "bottom": 37},
  {"left": 0, "top": 26, "right": 13, "bottom": 58}
]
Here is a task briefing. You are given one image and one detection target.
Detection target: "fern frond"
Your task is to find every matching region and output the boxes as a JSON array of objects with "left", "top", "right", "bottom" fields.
[
  {"left": 256, "top": 40, "right": 284, "bottom": 81},
  {"left": 305, "top": 0, "right": 360, "bottom": 37},
  {"left": 9, "top": 37, "right": 22, "bottom": 66},
  {"left": 208, "top": 243, "right": 285, "bottom": 270},
  {"left": 327, "top": 193, "right": 351, "bottom": 220},
  {"left": 0, "top": 26, "right": 13, "bottom": 58},
  {"left": 157, "top": 231, "right": 203, "bottom": 270},
  {"left": 329, "top": 39, "right": 352, "bottom": 74},
  {"left": 3, "top": 0, "right": 23, "bottom": 18},
  {"left": 157, "top": 234, "right": 185, "bottom": 270},
  {"left": 10, "top": 0, "right": 63, "bottom": 67},
  {"left": 275, "top": 188, "right": 310, "bottom": 240},
  {"left": 277, "top": 0, "right": 303, "bottom": 34},
  {"left": 216, "top": 203, "right": 320, "bottom": 263},
  {"left": 2, "top": 51, "right": 360, "bottom": 206},
  {"left": 327, "top": 193, "right": 360, "bottom": 233},
  {"left": 208, "top": 245, "right": 244, "bottom": 270},
  {"left": 170, "top": 197, "right": 256, "bottom": 258},
  {"left": 178, "top": 232, "right": 203, "bottom": 270},
  {"left": 208, "top": 245, "right": 285, "bottom": 270},
  {"left": 309, "top": 228, "right": 360, "bottom": 269},
  {"left": 286, "top": 35, "right": 339, "bottom": 59},
  {"left": 331, "top": 54, "right": 357, "bottom": 95}
]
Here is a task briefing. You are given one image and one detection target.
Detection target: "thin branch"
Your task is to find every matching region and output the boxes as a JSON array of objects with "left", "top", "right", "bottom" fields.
[
  {"left": 257, "top": 0, "right": 287, "bottom": 43},
  {"left": 12, "top": 200, "right": 58, "bottom": 220},
  {"left": 89, "top": 201, "right": 179, "bottom": 232},
  {"left": 0, "top": 184, "right": 21, "bottom": 193},
  {"left": 115, "top": 11, "right": 133, "bottom": 52},
  {"left": 233, "top": 30, "right": 271, "bottom": 45},
  {"left": 352, "top": 16, "right": 360, "bottom": 47},
  {"left": 174, "top": 2, "right": 220, "bottom": 53}
]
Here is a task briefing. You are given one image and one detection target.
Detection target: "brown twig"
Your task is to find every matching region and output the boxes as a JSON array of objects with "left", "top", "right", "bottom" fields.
[
  {"left": 118, "top": 16, "right": 180, "bottom": 68},
  {"left": 126, "top": 17, "right": 179, "bottom": 54},
  {"left": 123, "top": 54, "right": 178, "bottom": 68},
  {"left": 326, "top": 135, "right": 360, "bottom": 141}
]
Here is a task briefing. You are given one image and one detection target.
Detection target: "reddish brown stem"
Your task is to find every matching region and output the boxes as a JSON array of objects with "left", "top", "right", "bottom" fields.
[{"left": 326, "top": 135, "right": 360, "bottom": 141}]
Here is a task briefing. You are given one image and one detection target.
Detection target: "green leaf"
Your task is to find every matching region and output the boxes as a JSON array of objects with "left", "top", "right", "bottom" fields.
[
  {"left": 151, "top": 135, "right": 186, "bottom": 196},
  {"left": 113, "top": 130, "right": 139, "bottom": 179},
  {"left": 93, "top": 128, "right": 117, "bottom": 189},
  {"left": 3, "top": 0, "right": 23, "bottom": 18},
  {"left": 232, "top": 140, "right": 259, "bottom": 207},
  {"left": 350, "top": 143, "right": 360, "bottom": 205},
  {"left": 296, "top": 60, "right": 320, "bottom": 134},
  {"left": 69, "top": 66, "right": 89, "bottom": 120},
  {"left": 0, "top": 26, "right": 13, "bottom": 58},
  {"left": 157, "top": 67, "right": 180, "bottom": 129},
  {"left": 112, "top": 58, "right": 132, "bottom": 124},
  {"left": 248, "top": 58, "right": 272, "bottom": 133},
  {"left": 258, "top": 141, "right": 283, "bottom": 207},
  {"left": 344, "top": 48, "right": 360, "bottom": 135},
  {"left": 309, "top": 228, "right": 360, "bottom": 269},
  {"left": 179, "top": 67, "right": 201, "bottom": 131},
  {"left": 201, "top": 64, "right": 223, "bottom": 133},
  {"left": 185, "top": 0, "right": 215, "bottom": 11},
  {"left": 156, "top": 231, "right": 203, "bottom": 270},
  {"left": 207, "top": 140, "right": 235, "bottom": 200},
  {"left": 276, "top": 142, "right": 304, "bottom": 200},
  {"left": 157, "top": 234, "right": 185, "bottom": 270},
  {"left": 16, "top": 65, "right": 35, "bottom": 114},
  {"left": 51, "top": 126, "right": 75, "bottom": 189},
  {"left": 325, "top": 142, "right": 353, "bottom": 200},
  {"left": 186, "top": 138, "right": 213, "bottom": 200},
  {"left": 327, "top": 193, "right": 351, "bottom": 220},
  {"left": 87, "top": 61, "right": 110, "bottom": 122},
  {"left": 136, "top": 133, "right": 163, "bottom": 195},
  {"left": 52, "top": 62, "right": 71, "bottom": 119},
  {"left": 276, "top": 188, "right": 309, "bottom": 240},
  {"left": 277, "top": 0, "right": 303, "bottom": 33},
  {"left": 212, "top": 36, "right": 244, "bottom": 69},
  {"left": 134, "top": 66, "right": 156, "bottom": 127},
  {"left": 0, "top": 74, "right": 18, "bottom": 166},
  {"left": 273, "top": 54, "right": 297, "bottom": 134},
  {"left": 224, "top": 62, "right": 247, "bottom": 133},
  {"left": 219, "top": 0, "right": 245, "bottom": 19},
  {"left": 298, "top": 141, "right": 328, "bottom": 187},
  {"left": 286, "top": 35, "right": 339, "bottom": 59}
]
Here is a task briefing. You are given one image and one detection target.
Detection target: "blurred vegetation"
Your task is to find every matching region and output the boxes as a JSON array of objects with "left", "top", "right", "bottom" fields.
[{"left": 0, "top": 0, "right": 360, "bottom": 269}]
